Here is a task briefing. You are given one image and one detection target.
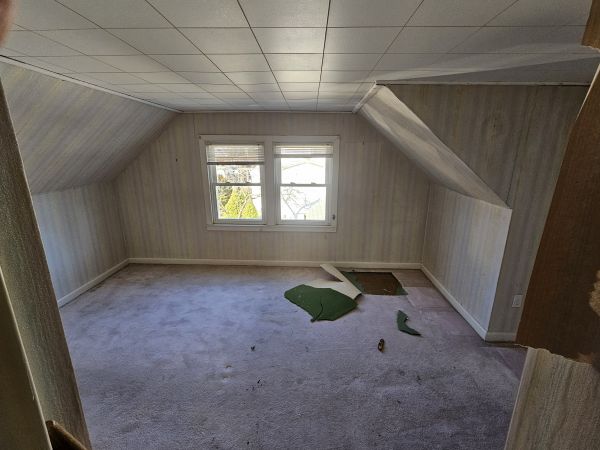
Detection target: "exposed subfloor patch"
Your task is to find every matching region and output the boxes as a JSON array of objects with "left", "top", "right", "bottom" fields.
[{"left": 60, "top": 265, "right": 525, "bottom": 450}]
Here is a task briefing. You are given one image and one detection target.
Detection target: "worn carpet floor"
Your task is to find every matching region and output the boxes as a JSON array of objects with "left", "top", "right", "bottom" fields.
[{"left": 60, "top": 265, "right": 525, "bottom": 450}]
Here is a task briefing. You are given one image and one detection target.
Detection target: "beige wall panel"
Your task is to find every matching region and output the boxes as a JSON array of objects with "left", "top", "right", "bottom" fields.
[
  {"left": 422, "top": 185, "right": 511, "bottom": 330},
  {"left": 0, "top": 62, "right": 175, "bottom": 193},
  {"left": 117, "top": 112, "right": 430, "bottom": 263},
  {"left": 32, "top": 182, "right": 127, "bottom": 300}
]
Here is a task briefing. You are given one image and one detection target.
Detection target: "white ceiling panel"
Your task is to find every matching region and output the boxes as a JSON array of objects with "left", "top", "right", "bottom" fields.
[
  {"left": 35, "top": 55, "right": 121, "bottom": 72},
  {"left": 0, "top": 48, "right": 24, "bottom": 57},
  {"left": 126, "top": 84, "right": 169, "bottom": 93},
  {"left": 83, "top": 72, "right": 145, "bottom": 84},
  {"left": 389, "top": 27, "right": 478, "bottom": 53},
  {"left": 200, "top": 84, "right": 243, "bottom": 93},
  {"left": 181, "top": 28, "right": 261, "bottom": 54},
  {"left": 181, "top": 92, "right": 219, "bottom": 99},
  {"left": 150, "top": 54, "right": 219, "bottom": 72},
  {"left": 253, "top": 28, "right": 325, "bottom": 53},
  {"left": 213, "top": 92, "right": 251, "bottom": 100},
  {"left": 109, "top": 29, "right": 200, "bottom": 54},
  {"left": 58, "top": 0, "right": 171, "bottom": 28},
  {"left": 239, "top": 0, "right": 329, "bottom": 27},
  {"left": 409, "top": 0, "right": 517, "bottom": 26},
  {"left": 325, "top": 28, "right": 400, "bottom": 54},
  {"left": 489, "top": 0, "right": 592, "bottom": 27},
  {"left": 226, "top": 71, "right": 277, "bottom": 84},
  {"left": 133, "top": 72, "right": 190, "bottom": 84},
  {"left": 453, "top": 27, "right": 572, "bottom": 54},
  {"left": 319, "top": 83, "right": 361, "bottom": 93},
  {"left": 322, "top": 53, "right": 381, "bottom": 71},
  {"left": 265, "top": 53, "right": 322, "bottom": 71},
  {"left": 320, "top": 71, "right": 371, "bottom": 82},
  {"left": 14, "top": 0, "right": 97, "bottom": 30},
  {"left": 14, "top": 56, "right": 76, "bottom": 73},
  {"left": 209, "top": 54, "right": 269, "bottom": 72},
  {"left": 95, "top": 55, "right": 168, "bottom": 72},
  {"left": 273, "top": 70, "right": 321, "bottom": 82},
  {"left": 148, "top": 0, "right": 247, "bottom": 27},
  {"left": 238, "top": 83, "right": 280, "bottom": 92},
  {"left": 279, "top": 82, "right": 320, "bottom": 91},
  {"left": 178, "top": 72, "right": 232, "bottom": 84},
  {"left": 3, "top": 31, "right": 81, "bottom": 56},
  {"left": 376, "top": 53, "right": 443, "bottom": 70},
  {"left": 39, "top": 29, "right": 140, "bottom": 55},
  {"left": 160, "top": 84, "right": 206, "bottom": 93},
  {"left": 249, "top": 92, "right": 286, "bottom": 101},
  {"left": 284, "top": 92, "right": 318, "bottom": 100},
  {"left": 328, "top": 0, "right": 422, "bottom": 27}
]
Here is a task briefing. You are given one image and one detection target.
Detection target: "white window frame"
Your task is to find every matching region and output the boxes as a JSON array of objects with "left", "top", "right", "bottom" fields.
[{"left": 199, "top": 135, "right": 339, "bottom": 233}]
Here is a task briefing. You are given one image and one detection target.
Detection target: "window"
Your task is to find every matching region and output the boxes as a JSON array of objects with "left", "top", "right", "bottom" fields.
[{"left": 200, "top": 136, "right": 339, "bottom": 232}]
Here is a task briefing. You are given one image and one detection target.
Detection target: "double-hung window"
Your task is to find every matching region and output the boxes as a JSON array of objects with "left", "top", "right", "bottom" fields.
[{"left": 200, "top": 136, "right": 339, "bottom": 232}]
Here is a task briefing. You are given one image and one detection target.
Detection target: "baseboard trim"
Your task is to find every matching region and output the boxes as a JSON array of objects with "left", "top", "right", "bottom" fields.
[
  {"left": 484, "top": 331, "right": 518, "bottom": 342},
  {"left": 420, "top": 265, "right": 488, "bottom": 340},
  {"left": 128, "top": 258, "right": 422, "bottom": 270},
  {"left": 57, "top": 260, "right": 129, "bottom": 308}
]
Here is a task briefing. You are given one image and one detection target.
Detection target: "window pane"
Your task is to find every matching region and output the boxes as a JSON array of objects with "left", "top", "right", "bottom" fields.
[
  {"left": 215, "top": 165, "right": 261, "bottom": 184},
  {"left": 280, "top": 186, "right": 326, "bottom": 221},
  {"left": 216, "top": 185, "right": 262, "bottom": 220},
  {"left": 280, "top": 157, "right": 326, "bottom": 184}
]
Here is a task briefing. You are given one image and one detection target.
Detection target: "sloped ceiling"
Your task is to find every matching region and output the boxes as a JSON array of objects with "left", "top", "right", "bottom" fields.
[{"left": 0, "top": 62, "right": 175, "bottom": 193}]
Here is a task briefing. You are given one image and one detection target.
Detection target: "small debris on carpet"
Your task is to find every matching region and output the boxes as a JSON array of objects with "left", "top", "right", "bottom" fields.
[
  {"left": 250, "top": 346, "right": 255, "bottom": 351},
  {"left": 397, "top": 310, "right": 421, "bottom": 336},
  {"left": 378, "top": 339, "right": 385, "bottom": 352}
]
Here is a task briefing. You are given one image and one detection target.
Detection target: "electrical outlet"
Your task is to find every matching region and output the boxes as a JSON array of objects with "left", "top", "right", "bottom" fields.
[{"left": 512, "top": 295, "right": 523, "bottom": 308}]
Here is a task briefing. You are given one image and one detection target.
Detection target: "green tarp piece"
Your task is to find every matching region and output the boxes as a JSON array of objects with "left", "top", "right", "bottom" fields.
[
  {"left": 284, "top": 284, "right": 357, "bottom": 321},
  {"left": 341, "top": 271, "right": 408, "bottom": 296},
  {"left": 397, "top": 310, "right": 421, "bottom": 336}
]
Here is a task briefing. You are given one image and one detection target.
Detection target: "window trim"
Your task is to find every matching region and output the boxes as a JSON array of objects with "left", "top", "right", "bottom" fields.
[{"left": 199, "top": 135, "right": 339, "bottom": 232}]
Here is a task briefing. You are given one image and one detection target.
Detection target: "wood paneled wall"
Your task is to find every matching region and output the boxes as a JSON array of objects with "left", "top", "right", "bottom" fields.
[
  {"left": 389, "top": 84, "right": 587, "bottom": 337},
  {"left": 422, "top": 185, "right": 511, "bottom": 334},
  {"left": 32, "top": 182, "right": 127, "bottom": 301},
  {"left": 116, "top": 112, "right": 430, "bottom": 264},
  {"left": 0, "top": 62, "right": 175, "bottom": 193}
]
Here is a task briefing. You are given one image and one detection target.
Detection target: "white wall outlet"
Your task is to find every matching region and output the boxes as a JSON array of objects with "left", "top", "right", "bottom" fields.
[{"left": 512, "top": 294, "right": 523, "bottom": 308}]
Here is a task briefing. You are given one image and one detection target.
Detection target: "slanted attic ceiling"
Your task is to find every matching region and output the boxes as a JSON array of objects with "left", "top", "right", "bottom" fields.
[
  {"left": 0, "top": 62, "right": 175, "bottom": 193},
  {"left": 0, "top": 0, "right": 598, "bottom": 112}
]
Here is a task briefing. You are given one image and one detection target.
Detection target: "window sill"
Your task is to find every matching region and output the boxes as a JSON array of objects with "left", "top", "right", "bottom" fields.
[{"left": 206, "top": 224, "right": 337, "bottom": 233}]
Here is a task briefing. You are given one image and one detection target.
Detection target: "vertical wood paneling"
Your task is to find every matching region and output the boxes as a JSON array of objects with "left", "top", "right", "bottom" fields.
[
  {"left": 422, "top": 185, "right": 512, "bottom": 329},
  {"left": 117, "top": 112, "right": 430, "bottom": 264},
  {"left": 0, "top": 62, "right": 175, "bottom": 193},
  {"left": 33, "top": 182, "right": 126, "bottom": 300}
]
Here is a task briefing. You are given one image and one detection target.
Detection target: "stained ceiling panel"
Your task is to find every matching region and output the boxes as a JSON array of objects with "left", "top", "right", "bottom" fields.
[{"left": 0, "top": 0, "right": 597, "bottom": 112}]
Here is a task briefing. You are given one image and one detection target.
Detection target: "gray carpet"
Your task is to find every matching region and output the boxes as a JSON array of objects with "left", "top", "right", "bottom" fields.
[{"left": 60, "top": 265, "right": 525, "bottom": 450}]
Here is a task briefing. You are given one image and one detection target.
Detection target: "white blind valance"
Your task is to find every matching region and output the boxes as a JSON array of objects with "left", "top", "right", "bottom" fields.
[
  {"left": 274, "top": 143, "right": 333, "bottom": 157},
  {"left": 206, "top": 144, "right": 265, "bottom": 164}
]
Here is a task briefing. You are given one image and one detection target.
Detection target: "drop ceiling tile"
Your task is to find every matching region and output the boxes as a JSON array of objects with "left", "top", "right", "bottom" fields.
[
  {"left": 0, "top": 48, "right": 23, "bottom": 57},
  {"left": 249, "top": 92, "right": 285, "bottom": 101},
  {"left": 239, "top": 0, "right": 329, "bottom": 27},
  {"left": 328, "top": 0, "right": 422, "bottom": 26},
  {"left": 431, "top": 53, "right": 530, "bottom": 71},
  {"left": 489, "top": 0, "right": 592, "bottom": 26},
  {"left": 95, "top": 55, "right": 168, "bottom": 72},
  {"left": 279, "top": 82, "right": 320, "bottom": 91},
  {"left": 14, "top": 0, "right": 97, "bottom": 30},
  {"left": 287, "top": 99, "right": 317, "bottom": 110},
  {"left": 151, "top": 54, "right": 219, "bottom": 72},
  {"left": 83, "top": 72, "right": 146, "bottom": 84},
  {"left": 39, "top": 29, "right": 139, "bottom": 55},
  {"left": 408, "top": 0, "right": 516, "bottom": 26},
  {"left": 177, "top": 72, "right": 232, "bottom": 84},
  {"left": 253, "top": 28, "right": 325, "bottom": 53},
  {"left": 181, "top": 92, "right": 219, "bottom": 99},
  {"left": 67, "top": 73, "right": 115, "bottom": 85},
  {"left": 35, "top": 55, "right": 121, "bottom": 72},
  {"left": 452, "top": 27, "right": 560, "bottom": 54},
  {"left": 320, "top": 71, "right": 371, "bottom": 82},
  {"left": 58, "top": 0, "right": 171, "bottom": 28},
  {"left": 159, "top": 84, "right": 207, "bottom": 93},
  {"left": 319, "top": 83, "right": 361, "bottom": 93},
  {"left": 148, "top": 0, "right": 247, "bottom": 27},
  {"left": 325, "top": 28, "right": 399, "bottom": 53},
  {"left": 209, "top": 54, "right": 270, "bottom": 72},
  {"left": 265, "top": 53, "right": 322, "bottom": 71},
  {"left": 389, "top": 27, "right": 477, "bottom": 53},
  {"left": 200, "top": 84, "right": 244, "bottom": 93},
  {"left": 14, "top": 56, "right": 76, "bottom": 73},
  {"left": 133, "top": 72, "right": 190, "bottom": 83},
  {"left": 181, "top": 28, "right": 261, "bottom": 54},
  {"left": 284, "top": 92, "right": 318, "bottom": 100},
  {"left": 225, "top": 71, "right": 277, "bottom": 84},
  {"left": 213, "top": 92, "right": 252, "bottom": 100},
  {"left": 3, "top": 31, "right": 81, "bottom": 56},
  {"left": 238, "top": 83, "right": 280, "bottom": 92},
  {"left": 108, "top": 29, "right": 200, "bottom": 55},
  {"left": 126, "top": 84, "right": 169, "bottom": 93},
  {"left": 322, "top": 53, "right": 381, "bottom": 71},
  {"left": 273, "top": 70, "right": 321, "bottom": 82},
  {"left": 375, "top": 53, "right": 443, "bottom": 70},
  {"left": 370, "top": 69, "right": 447, "bottom": 81}
]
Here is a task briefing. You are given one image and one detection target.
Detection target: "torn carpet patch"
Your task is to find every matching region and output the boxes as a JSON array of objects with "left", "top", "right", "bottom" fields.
[
  {"left": 341, "top": 271, "right": 408, "bottom": 296},
  {"left": 284, "top": 284, "right": 357, "bottom": 321},
  {"left": 397, "top": 310, "right": 420, "bottom": 336}
]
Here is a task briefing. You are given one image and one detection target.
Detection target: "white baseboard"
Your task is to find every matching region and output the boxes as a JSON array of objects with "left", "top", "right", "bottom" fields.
[
  {"left": 484, "top": 331, "right": 517, "bottom": 342},
  {"left": 420, "top": 265, "right": 489, "bottom": 340},
  {"left": 128, "top": 258, "right": 422, "bottom": 270},
  {"left": 57, "top": 260, "right": 129, "bottom": 308}
]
